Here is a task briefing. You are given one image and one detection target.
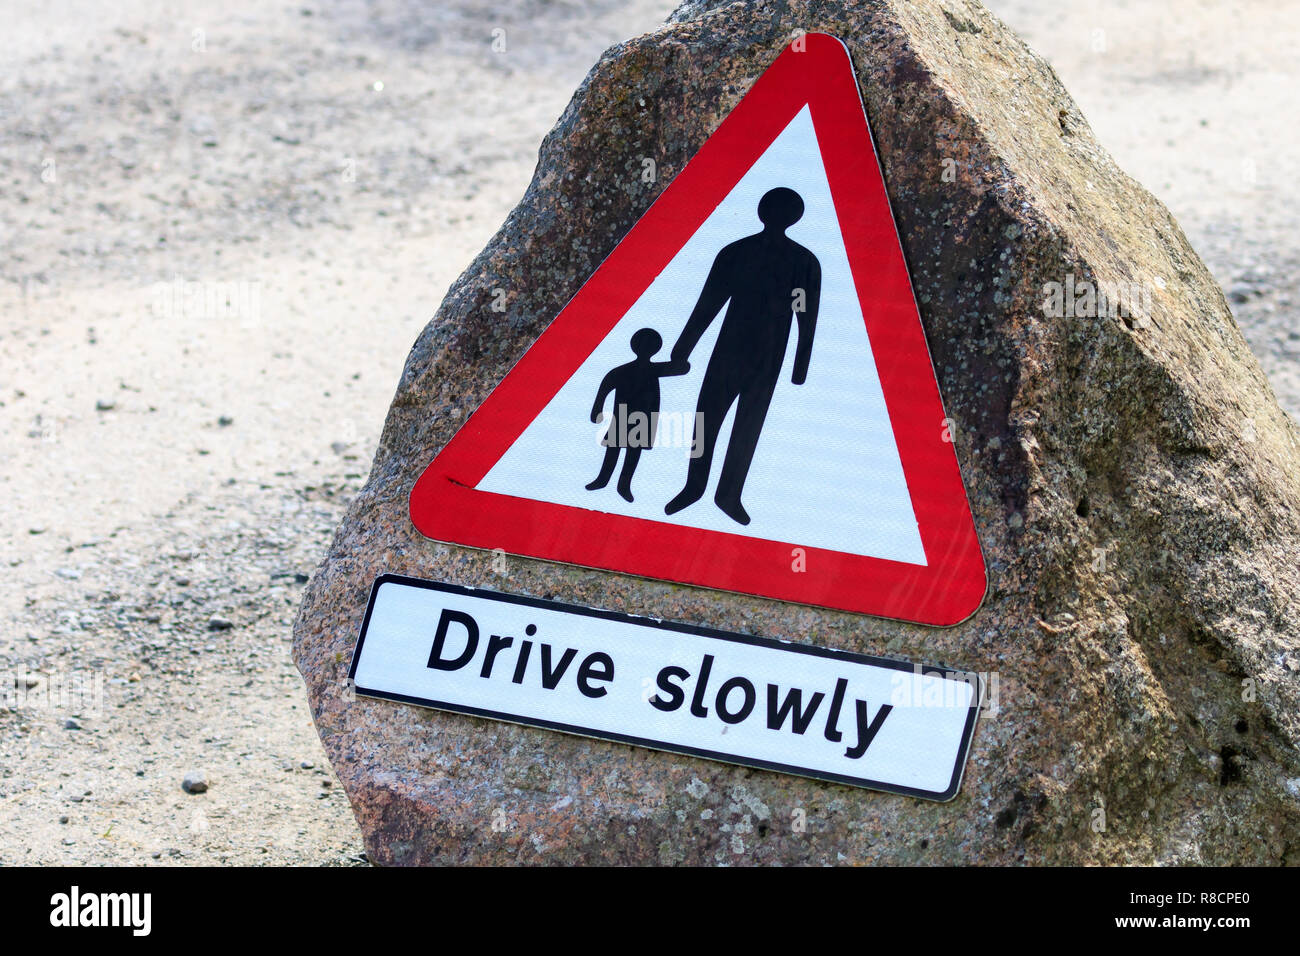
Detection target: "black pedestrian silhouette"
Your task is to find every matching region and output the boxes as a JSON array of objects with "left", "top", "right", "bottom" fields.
[
  {"left": 664, "top": 187, "right": 821, "bottom": 525},
  {"left": 586, "top": 328, "right": 689, "bottom": 502}
]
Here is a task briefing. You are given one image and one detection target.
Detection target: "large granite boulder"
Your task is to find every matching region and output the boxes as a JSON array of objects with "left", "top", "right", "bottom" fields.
[{"left": 293, "top": 0, "right": 1300, "bottom": 864}]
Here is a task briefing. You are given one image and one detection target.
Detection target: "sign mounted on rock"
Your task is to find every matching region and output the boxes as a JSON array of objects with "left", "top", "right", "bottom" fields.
[
  {"left": 409, "top": 33, "right": 986, "bottom": 626},
  {"left": 350, "top": 576, "right": 983, "bottom": 801}
]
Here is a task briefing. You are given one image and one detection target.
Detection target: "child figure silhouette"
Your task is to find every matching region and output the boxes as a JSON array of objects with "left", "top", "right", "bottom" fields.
[{"left": 586, "top": 328, "right": 689, "bottom": 502}]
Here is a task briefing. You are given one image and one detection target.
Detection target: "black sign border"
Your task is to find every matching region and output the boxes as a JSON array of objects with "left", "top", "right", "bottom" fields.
[{"left": 348, "top": 573, "right": 983, "bottom": 802}]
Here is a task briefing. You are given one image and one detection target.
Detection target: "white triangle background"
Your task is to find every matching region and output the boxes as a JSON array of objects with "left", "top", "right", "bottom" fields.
[{"left": 477, "top": 106, "right": 927, "bottom": 565}]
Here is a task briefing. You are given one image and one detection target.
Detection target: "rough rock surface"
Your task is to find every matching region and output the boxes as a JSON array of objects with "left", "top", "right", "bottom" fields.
[{"left": 294, "top": 0, "right": 1300, "bottom": 864}]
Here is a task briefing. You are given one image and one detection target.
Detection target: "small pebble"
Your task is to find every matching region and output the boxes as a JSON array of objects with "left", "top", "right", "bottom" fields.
[
  {"left": 182, "top": 771, "right": 209, "bottom": 794},
  {"left": 207, "top": 616, "right": 233, "bottom": 631}
]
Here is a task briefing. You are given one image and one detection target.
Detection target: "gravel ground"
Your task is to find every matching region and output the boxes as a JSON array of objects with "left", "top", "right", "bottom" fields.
[
  {"left": 0, "top": 0, "right": 677, "bottom": 866},
  {"left": 1, "top": 0, "right": 1295, "bottom": 864}
]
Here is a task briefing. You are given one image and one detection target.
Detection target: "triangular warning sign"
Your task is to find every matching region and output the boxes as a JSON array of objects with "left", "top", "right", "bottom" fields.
[{"left": 410, "top": 33, "right": 986, "bottom": 626}]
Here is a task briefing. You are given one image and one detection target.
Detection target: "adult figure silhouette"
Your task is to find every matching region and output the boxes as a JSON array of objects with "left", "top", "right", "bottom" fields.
[{"left": 664, "top": 186, "right": 821, "bottom": 525}]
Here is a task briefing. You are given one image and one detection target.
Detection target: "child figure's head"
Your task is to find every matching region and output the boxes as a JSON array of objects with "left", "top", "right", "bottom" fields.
[{"left": 630, "top": 327, "right": 663, "bottom": 359}]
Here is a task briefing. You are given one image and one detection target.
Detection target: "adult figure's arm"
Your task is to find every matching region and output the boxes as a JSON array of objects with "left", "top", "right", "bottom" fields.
[
  {"left": 670, "top": 247, "right": 733, "bottom": 369},
  {"left": 590, "top": 369, "right": 617, "bottom": 422},
  {"left": 791, "top": 255, "right": 821, "bottom": 385}
]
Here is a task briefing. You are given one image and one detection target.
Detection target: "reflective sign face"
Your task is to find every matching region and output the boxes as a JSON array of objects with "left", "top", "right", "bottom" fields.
[
  {"left": 350, "top": 576, "right": 983, "bottom": 800},
  {"left": 410, "top": 33, "right": 986, "bottom": 625}
]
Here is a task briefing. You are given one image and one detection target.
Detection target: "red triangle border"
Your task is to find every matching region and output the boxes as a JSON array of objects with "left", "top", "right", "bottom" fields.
[{"left": 409, "top": 33, "right": 987, "bottom": 626}]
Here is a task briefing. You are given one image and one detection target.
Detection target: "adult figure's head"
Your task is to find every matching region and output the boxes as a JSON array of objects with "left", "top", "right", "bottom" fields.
[{"left": 757, "top": 187, "right": 804, "bottom": 233}]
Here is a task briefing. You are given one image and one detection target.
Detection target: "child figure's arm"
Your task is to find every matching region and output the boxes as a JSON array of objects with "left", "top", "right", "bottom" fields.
[
  {"left": 649, "top": 360, "right": 690, "bottom": 377},
  {"left": 590, "top": 369, "right": 619, "bottom": 422}
]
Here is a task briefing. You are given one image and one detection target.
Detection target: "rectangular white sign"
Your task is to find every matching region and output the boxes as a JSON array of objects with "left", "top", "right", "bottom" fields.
[{"left": 349, "top": 575, "right": 981, "bottom": 801}]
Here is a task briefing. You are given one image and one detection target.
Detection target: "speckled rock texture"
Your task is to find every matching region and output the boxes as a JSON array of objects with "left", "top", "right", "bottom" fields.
[{"left": 294, "top": 0, "right": 1300, "bottom": 864}]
